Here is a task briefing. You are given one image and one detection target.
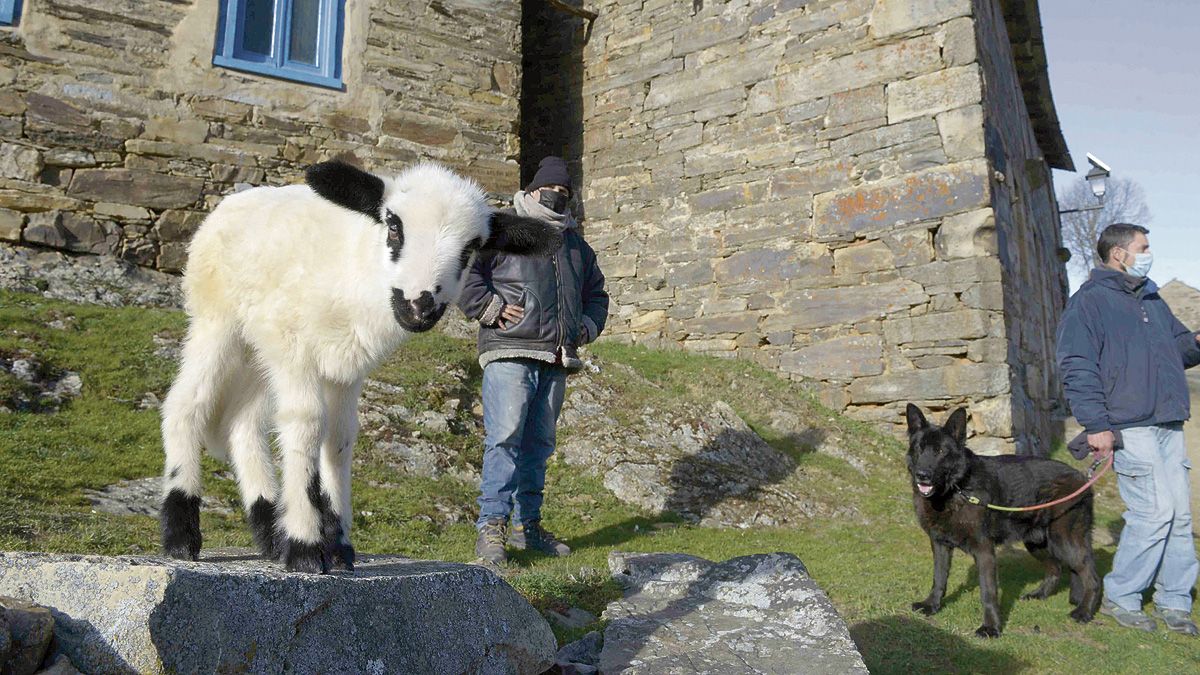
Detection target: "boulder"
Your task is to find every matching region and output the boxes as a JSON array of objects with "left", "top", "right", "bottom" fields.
[
  {"left": 0, "top": 550, "right": 556, "bottom": 675},
  {"left": 558, "top": 371, "right": 863, "bottom": 527},
  {"left": 0, "top": 243, "right": 183, "bottom": 309},
  {"left": 0, "top": 596, "right": 56, "bottom": 675},
  {"left": 553, "top": 630, "right": 601, "bottom": 674},
  {"left": 594, "top": 552, "right": 867, "bottom": 674},
  {"left": 82, "top": 477, "right": 233, "bottom": 518}
]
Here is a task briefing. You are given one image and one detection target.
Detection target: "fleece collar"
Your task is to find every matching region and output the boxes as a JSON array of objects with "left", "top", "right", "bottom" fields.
[
  {"left": 1088, "top": 266, "right": 1157, "bottom": 297},
  {"left": 514, "top": 190, "right": 577, "bottom": 231}
]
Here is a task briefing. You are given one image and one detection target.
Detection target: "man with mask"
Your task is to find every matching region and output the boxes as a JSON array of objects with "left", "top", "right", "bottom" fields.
[
  {"left": 1057, "top": 223, "right": 1200, "bottom": 635},
  {"left": 458, "top": 156, "right": 609, "bottom": 566}
]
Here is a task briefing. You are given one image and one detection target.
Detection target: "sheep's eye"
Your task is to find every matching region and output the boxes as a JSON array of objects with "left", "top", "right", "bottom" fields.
[{"left": 384, "top": 210, "right": 404, "bottom": 261}]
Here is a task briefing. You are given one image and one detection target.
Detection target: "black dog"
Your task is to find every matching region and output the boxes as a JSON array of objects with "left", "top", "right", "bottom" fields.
[{"left": 905, "top": 404, "right": 1100, "bottom": 637}]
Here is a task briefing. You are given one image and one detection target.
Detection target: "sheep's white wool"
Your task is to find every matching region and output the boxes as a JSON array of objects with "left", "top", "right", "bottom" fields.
[{"left": 158, "top": 161, "right": 521, "bottom": 572}]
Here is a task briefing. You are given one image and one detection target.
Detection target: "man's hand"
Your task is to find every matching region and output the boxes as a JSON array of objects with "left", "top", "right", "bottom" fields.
[
  {"left": 498, "top": 303, "right": 524, "bottom": 329},
  {"left": 1088, "top": 430, "right": 1115, "bottom": 457}
]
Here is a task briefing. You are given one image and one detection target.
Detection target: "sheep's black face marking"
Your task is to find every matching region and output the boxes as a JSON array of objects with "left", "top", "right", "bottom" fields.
[
  {"left": 485, "top": 212, "right": 562, "bottom": 256},
  {"left": 385, "top": 209, "right": 404, "bottom": 261},
  {"left": 391, "top": 288, "right": 446, "bottom": 333},
  {"left": 304, "top": 160, "right": 385, "bottom": 223}
]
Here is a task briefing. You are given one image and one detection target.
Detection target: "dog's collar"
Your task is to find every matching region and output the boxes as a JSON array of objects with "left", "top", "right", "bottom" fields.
[{"left": 956, "top": 488, "right": 987, "bottom": 507}]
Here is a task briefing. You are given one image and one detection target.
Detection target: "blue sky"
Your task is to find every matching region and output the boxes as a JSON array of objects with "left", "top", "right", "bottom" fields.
[{"left": 1040, "top": 0, "right": 1198, "bottom": 290}]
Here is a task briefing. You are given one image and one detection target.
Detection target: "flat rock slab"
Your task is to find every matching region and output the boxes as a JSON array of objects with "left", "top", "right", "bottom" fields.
[
  {"left": 597, "top": 552, "right": 867, "bottom": 674},
  {"left": 0, "top": 549, "right": 556, "bottom": 674}
]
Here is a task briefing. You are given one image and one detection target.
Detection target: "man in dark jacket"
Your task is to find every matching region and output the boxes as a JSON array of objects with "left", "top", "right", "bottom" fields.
[
  {"left": 1057, "top": 223, "right": 1200, "bottom": 635},
  {"left": 458, "top": 156, "right": 608, "bottom": 566}
]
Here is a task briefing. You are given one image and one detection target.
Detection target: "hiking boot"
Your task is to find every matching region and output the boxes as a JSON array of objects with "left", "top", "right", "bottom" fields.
[
  {"left": 474, "top": 517, "right": 508, "bottom": 566},
  {"left": 509, "top": 520, "right": 570, "bottom": 557},
  {"left": 1100, "top": 598, "right": 1156, "bottom": 632},
  {"left": 1152, "top": 607, "right": 1200, "bottom": 636}
]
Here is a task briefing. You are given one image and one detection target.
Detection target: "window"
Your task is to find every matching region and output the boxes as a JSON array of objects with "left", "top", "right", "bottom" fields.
[
  {"left": 0, "top": 0, "right": 21, "bottom": 26},
  {"left": 214, "top": 0, "right": 343, "bottom": 89}
]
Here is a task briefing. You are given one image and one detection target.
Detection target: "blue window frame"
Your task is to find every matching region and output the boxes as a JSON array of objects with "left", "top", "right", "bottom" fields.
[
  {"left": 1, "top": 0, "right": 22, "bottom": 26},
  {"left": 214, "top": 0, "right": 343, "bottom": 89}
]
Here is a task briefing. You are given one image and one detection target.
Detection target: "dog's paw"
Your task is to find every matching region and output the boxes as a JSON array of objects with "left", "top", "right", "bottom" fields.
[
  {"left": 1021, "top": 589, "right": 1050, "bottom": 601},
  {"left": 974, "top": 625, "right": 1001, "bottom": 638},
  {"left": 1069, "top": 607, "right": 1095, "bottom": 624},
  {"left": 912, "top": 601, "right": 940, "bottom": 616}
]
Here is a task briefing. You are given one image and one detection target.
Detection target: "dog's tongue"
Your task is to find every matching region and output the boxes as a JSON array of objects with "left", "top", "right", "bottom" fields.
[{"left": 918, "top": 484, "right": 934, "bottom": 497}]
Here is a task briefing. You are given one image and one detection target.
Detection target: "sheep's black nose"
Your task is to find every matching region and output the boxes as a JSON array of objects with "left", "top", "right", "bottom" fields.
[{"left": 411, "top": 291, "right": 437, "bottom": 320}]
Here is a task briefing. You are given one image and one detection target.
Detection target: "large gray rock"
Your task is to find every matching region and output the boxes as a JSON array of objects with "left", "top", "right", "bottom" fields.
[
  {"left": 558, "top": 370, "right": 864, "bottom": 527},
  {"left": 0, "top": 596, "right": 56, "bottom": 675},
  {"left": 0, "top": 243, "right": 182, "bottom": 308},
  {"left": 594, "top": 552, "right": 867, "bottom": 674},
  {"left": 82, "top": 477, "right": 233, "bottom": 518},
  {"left": 0, "top": 550, "right": 556, "bottom": 675}
]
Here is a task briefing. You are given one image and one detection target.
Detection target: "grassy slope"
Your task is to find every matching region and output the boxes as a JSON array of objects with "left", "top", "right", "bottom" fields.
[{"left": 1, "top": 289, "right": 1197, "bottom": 673}]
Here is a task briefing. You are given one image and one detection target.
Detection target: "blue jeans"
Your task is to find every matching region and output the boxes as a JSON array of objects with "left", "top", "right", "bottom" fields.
[
  {"left": 476, "top": 359, "right": 567, "bottom": 529},
  {"left": 1104, "top": 423, "right": 1197, "bottom": 612}
]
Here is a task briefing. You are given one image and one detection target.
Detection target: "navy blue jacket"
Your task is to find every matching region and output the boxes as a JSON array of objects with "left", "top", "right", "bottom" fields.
[{"left": 1056, "top": 267, "right": 1200, "bottom": 433}]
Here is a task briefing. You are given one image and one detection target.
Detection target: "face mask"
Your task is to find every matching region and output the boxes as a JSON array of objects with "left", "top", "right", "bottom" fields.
[
  {"left": 537, "top": 189, "right": 569, "bottom": 214},
  {"left": 1121, "top": 249, "right": 1153, "bottom": 278}
]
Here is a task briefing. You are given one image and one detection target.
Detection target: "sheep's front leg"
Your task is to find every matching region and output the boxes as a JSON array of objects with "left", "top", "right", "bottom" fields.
[
  {"left": 273, "top": 371, "right": 331, "bottom": 573},
  {"left": 320, "top": 379, "right": 361, "bottom": 571}
]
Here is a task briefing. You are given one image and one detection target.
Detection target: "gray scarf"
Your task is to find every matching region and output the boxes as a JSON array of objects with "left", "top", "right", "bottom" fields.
[{"left": 514, "top": 190, "right": 577, "bottom": 231}]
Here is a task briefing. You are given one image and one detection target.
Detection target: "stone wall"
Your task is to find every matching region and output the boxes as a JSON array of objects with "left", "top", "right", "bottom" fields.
[
  {"left": 525, "top": 0, "right": 1069, "bottom": 453},
  {"left": 1, "top": 0, "right": 1073, "bottom": 454},
  {"left": 0, "top": 0, "right": 522, "bottom": 271}
]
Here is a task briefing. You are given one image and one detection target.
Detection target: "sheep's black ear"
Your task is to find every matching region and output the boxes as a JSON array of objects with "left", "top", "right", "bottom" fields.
[
  {"left": 305, "top": 160, "right": 385, "bottom": 222},
  {"left": 483, "top": 211, "right": 562, "bottom": 257},
  {"left": 943, "top": 408, "right": 968, "bottom": 445},
  {"left": 905, "top": 403, "right": 927, "bottom": 436}
]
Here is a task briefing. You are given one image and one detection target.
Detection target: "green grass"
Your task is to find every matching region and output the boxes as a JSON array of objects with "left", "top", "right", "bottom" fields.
[{"left": 1, "top": 288, "right": 1197, "bottom": 673}]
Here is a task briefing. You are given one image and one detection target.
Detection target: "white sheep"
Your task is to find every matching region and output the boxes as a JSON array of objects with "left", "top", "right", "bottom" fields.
[{"left": 159, "top": 160, "right": 557, "bottom": 573}]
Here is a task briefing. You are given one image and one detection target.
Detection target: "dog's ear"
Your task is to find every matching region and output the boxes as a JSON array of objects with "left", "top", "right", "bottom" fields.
[
  {"left": 305, "top": 160, "right": 385, "bottom": 222},
  {"left": 905, "top": 403, "right": 927, "bottom": 435},
  {"left": 484, "top": 211, "right": 563, "bottom": 257},
  {"left": 944, "top": 408, "right": 968, "bottom": 445}
]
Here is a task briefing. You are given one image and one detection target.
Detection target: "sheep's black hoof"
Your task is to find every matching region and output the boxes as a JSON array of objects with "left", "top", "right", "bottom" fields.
[
  {"left": 161, "top": 489, "right": 201, "bottom": 561},
  {"left": 249, "top": 497, "right": 280, "bottom": 559},
  {"left": 331, "top": 540, "right": 356, "bottom": 572},
  {"left": 283, "top": 538, "right": 330, "bottom": 574}
]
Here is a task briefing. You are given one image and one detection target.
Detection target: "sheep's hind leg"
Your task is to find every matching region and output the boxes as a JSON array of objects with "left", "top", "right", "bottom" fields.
[
  {"left": 320, "top": 379, "right": 361, "bottom": 571},
  {"left": 271, "top": 368, "right": 331, "bottom": 573},
  {"left": 160, "top": 319, "right": 239, "bottom": 560},
  {"left": 223, "top": 369, "right": 280, "bottom": 559}
]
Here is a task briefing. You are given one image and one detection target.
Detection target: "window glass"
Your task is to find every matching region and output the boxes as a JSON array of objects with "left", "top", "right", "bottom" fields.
[
  {"left": 288, "top": 0, "right": 321, "bottom": 66},
  {"left": 241, "top": 0, "right": 275, "bottom": 56}
]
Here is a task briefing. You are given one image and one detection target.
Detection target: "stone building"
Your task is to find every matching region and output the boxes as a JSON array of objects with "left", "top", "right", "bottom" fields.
[
  {"left": 1, "top": 0, "right": 1073, "bottom": 454},
  {"left": 528, "top": 0, "right": 1072, "bottom": 454},
  {"left": 0, "top": 0, "right": 524, "bottom": 270}
]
